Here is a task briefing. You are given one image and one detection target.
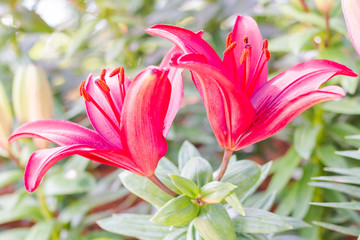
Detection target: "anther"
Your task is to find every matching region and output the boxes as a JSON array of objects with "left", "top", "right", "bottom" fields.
[
  {"left": 119, "top": 67, "right": 125, "bottom": 84},
  {"left": 243, "top": 36, "right": 249, "bottom": 44},
  {"left": 79, "top": 81, "right": 85, "bottom": 96},
  {"left": 226, "top": 32, "right": 233, "bottom": 47},
  {"left": 100, "top": 69, "right": 107, "bottom": 81},
  {"left": 263, "top": 39, "right": 269, "bottom": 49},
  {"left": 265, "top": 49, "right": 271, "bottom": 61},
  {"left": 223, "top": 42, "right": 237, "bottom": 55},
  {"left": 109, "top": 67, "right": 121, "bottom": 77},
  {"left": 95, "top": 79, "right": 110, "bottom": 92}
]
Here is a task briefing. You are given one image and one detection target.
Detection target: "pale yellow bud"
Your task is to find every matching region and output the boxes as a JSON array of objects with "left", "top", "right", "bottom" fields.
[
  {"left": 12, "top": 64, "right": 54, "bottom": 148},
  {"left": 0, "top": 81, "right": 13, "bottom": 150},
  {"left": 315, "top": 0, "right": 335, "bottom": 14}
]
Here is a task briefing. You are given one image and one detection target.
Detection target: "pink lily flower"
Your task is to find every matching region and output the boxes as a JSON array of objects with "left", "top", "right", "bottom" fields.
[
  {"left": 147, "top": 15, "right": 357, "bottom": 152},
  {"left": 9, "top": 61, "right": 183, "bottom": 195},
  {"left": 342, "top": 0, "right": 360, "bottom": 56}
]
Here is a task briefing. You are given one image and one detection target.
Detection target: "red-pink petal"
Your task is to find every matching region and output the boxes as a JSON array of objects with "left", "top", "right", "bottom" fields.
[
  {"left": 85, "top": 74, "right": 123, "bottom": 146},
  {"left": 9, "top": 119, "right": 114, "bottom": 149},
  {"left": 172, "top": 53, "right": 255, "bottom": 149},
  {"left": 223, "top": 15, "right": 268, "bottom": 88},
  {"left": 251, "top": 60, "right": 357, "bottom": 110},
  {"left": 236, "top": 86, "right": 345, "bottom": 149},
  {"left": 342, "top": 0, "right": 360, "bottom": 56},
  {"left": 120, "top": 67, "right": 171, "bottom": 176},
  {"left": 159, "top": 46, "right": 184, "bottom": 136},
  {"left": 146, "top": 24, "right": 225, "bottom": 71},
  {"left": 25, "top": 144, "right": 137, "bottom": 192}
]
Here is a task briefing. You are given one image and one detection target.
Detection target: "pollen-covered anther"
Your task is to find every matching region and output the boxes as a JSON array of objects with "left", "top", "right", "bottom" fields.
[
  {"left": 226, "top": 32, "right": 233, "bottom": 47},
  {"left": 223, "top": 42, "right": 237, "bottom": 55},
  {"left": 119, "top": 67, "right": 125, "bottom": 84},
  {"left": 263, "top": 39, "right": 269, "bottom": 50},
  {"left": 243, "top": 36, "right": 249, "bottom": 44},
  {"left": 109, "top": 67, "right": 120, "bottom": 77},
  {"left": 100, "top": 69, "right": 107, "bottom": 81},
  {"left": 95, "top": 79, "right": 110, "bottom": 92},
  {"left": 79, "top": 81, "right": 91, "bottom": 102},
  {"left": 265, "top": 49, "right": 271, "bottom": 61}
]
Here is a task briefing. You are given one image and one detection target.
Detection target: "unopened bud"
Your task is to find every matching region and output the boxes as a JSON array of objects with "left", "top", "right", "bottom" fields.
[
  {"left": 12, "top": 64, "right": 54, "bottom": 148},
  {"left": 315, "top": 0, "right": 335, "bottom": 14},
  {"left": 0, "top": 81, "right": 13, "bottom": 151}
]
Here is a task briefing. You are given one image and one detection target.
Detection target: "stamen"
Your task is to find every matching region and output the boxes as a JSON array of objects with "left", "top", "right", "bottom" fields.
[
  {"left": 119, "top": 67, "right": 125, "bottom": 85},
  {"left": 109, "top": 67, "right": 121, "bottom": 77},
  {"left": 79, "top": 81, "right": 91, "bottom": 102},
  {"left": 265, "top": 49, "right": 271, "bottom": 61},
  {"left": 223, "top": 42, "right": 237, "bottom": 55},
  {"left": 263, "top": 39, "right": 269, "bottom": 49},
  {"left": 243, "top": 36, "right": 249, "bottom": 44},
  {"left": 95, "top": 79, "right": 110, "bottom": 92},
  {"left": 100, "top": 69, "right": 107, "bottom": 81},
  {"left": 240, "top": 48, "right": 249, "bottom": 64},
  {"left": 79, "top": 81, "right": 85, "bottom": 96},
  {"left": 226, "top": 32, "right": 233, "bottom": 47}
]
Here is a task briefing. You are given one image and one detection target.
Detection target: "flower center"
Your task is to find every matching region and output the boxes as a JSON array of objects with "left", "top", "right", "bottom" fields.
[
  {"left": 223, "top": 33, "right": 271, "bottom": 98},
  {"left": 79, "top": 68, "right": 128, "bottom": 135}
]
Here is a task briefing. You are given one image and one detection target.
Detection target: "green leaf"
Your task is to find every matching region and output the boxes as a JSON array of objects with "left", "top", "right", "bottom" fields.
[
  {"left": 324, "top": 167, "right": 360, "bottom": 176},
  {"left": 268, "top": 148, "right": 302, "bottom": 193},
  {"left": 322, "top": 98, "right": 360, "bottom": 115},
  {"left": 181, "top": 157, "right": 213, "bottom": 188},
  {"left": 120, "top": 171, "right": 173, "bottom": 207},
  {"left": 178, "top": 140, "right": 201, "bottom": 171},
  {"left": 309, "top": 181, "right": 360, "bottom": 198},
  {"left": 200, "top": 181, "right": 237, "bottom": 203},
  {"left": 283, "top": 217, "right": 310, "bottom": 230},
  {"left": 310, "top": 201, "right": 360, "bottom": 210},
  {"left": 316, "top": 145, "right": 348, "bottom": 168},
  {"left": 221, "top": 160, "right": 261, "bottom": 198},
  {"left": 25, "top": 221, "right": 55, "bottom": 240},
  {"left": 240, "top": 162, "right": 272, "bottom": 202},
  {"left": 43, "top": 171, "right": 96, "bottom": 195},
  {"left": 187, "top": 222, "right": 203, "bottom": 240},
  {"left": 244, "top": 191, "right": 276, "bottom": 212},
  {"left": 336, "top": 150, "right": 360, "bottom": 160},
  {"left": 232, "top": 208, "right": 292, "bottom": 233},
  {"left": 156, "top": 158, "right": 182, "bottom": 195},
  {"left": 312, "top": 221, "right": 360, "bottom": 236},
  {"left": 170, "top": 174, "right": 199, "bottom": 198},
  {"left": 193, "top": 204, "right": 236, "bottom": 240},
  {"left": 151, "top": 195, "right": 199, "bottom": 226},
  {"left": 0, "top": 169, "right": 23, "bottom": 188},
  {"left": 164, "top": 229, "right": 187, "bottom": 240},
  {"left": 225, "top": 192, "right": 245, "bottom": 215},
  {"left": 97, "top": 214, "right": 171, "bottom": 240},
  {"left": 13, "top": 7, "right": 52, "bottom": 32},
  {"left": 0, "top": 228, "right": 28, "bottom": 240},
  {"left": 294, "top": 125, "right": 321, "bottom": 159},
  {"left": 312, "top": 176, "right": 360, "bottom": 185}
]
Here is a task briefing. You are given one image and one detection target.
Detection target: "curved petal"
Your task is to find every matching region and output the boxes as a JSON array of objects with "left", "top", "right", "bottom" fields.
[
  {"left": 236, "top": 86, "right": 345, "bottom": 149},
  {"left": 342, "top": 0, "right": 360, "bottom": 56},
  {"left": 160, "top": 46, "right": 184, "bottom": 136},
  {"left": 120, "top": 67, "right": 171, "bottom": 176},
  {"left": 25, "top": 144, "right": 137, "bottom": 192},
  {"left": 223, "top": 15, "right": 267, "bottom": 88},
  {"left": 251, "top": 60, "right": 357, "bottom": 110},
  {"left": 146, "top": 24, "right": 225, "bottom": 71},
  {"left": 172, "top": 53, "right": 255, "bottom": 149},
  {"left": 9, "top": 119, "right": 115, "bottom": 149},
  {"left": 85, "top": 74, "right": 123, "bottom": 146}
]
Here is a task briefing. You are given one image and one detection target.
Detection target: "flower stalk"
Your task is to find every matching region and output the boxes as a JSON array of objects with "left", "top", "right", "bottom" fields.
[
  {"left": 215, "top": 149, "right": 234, "bottom": 181},
  {"left": 148, "top": 174, "right": 178, "bottom": 197}
]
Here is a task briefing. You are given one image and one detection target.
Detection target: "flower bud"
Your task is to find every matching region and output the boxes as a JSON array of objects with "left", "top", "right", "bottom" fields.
[
  {"left": 12, "top": 64, "right": 54, "bottom": 148},
  {"left": 0, "top": 81, "right": 13, "bottom": 151},
  {"left": 315, "top": 0, "right": 335, "bottom": 14}
]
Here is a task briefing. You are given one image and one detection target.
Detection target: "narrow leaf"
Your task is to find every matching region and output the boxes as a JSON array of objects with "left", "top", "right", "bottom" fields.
[
  {"left": 0, "top": 169, "right": 23, "bottom": 188},
  {"left": 312, "top": 176, "right": 360, "bottom": 185},
  {"left": 309, "top": 181, "right": 360, "bottom": 198},
  {"left": 312, "top": 221, "right": 360, "bottom": 236},
  {"left": 181, "top": 157, "right": 212, "bottom": 188},
  {"left": 178, "top": 140, "right": 201, "bottom": 171},
  {"left": 225, "top": 192, "right": 245, "bottom": 215},
  {"left": 324, "top": 167, "right": 360, "bottom": 176},
  {"left": 310, "top": 201, "right": 360, "bottom": 210},
  {"left": 294, "top": 125, "right": 321, "bottom": 160},
  {"left": 97, "top": 214, "right": 171, "bottom": 240},
  {"left": 164, "top": 229, "right": 187, "bottom": 240},
  {"left": 200, "top": 181, "right": 237, "bottom": 203}
]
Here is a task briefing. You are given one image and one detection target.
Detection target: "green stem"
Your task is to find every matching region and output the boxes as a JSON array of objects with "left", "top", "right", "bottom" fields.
[
  {"left": 324, "top": 12, "right": 331, "bottom": 47},
  {"left": 148, "top": 174, "right": 178, "bottom": 197},
  {"left": 215, "top": 149, "right": 234, "bottom": 181},
  {"left": 300, "top": 0, "right": 309, "bottom": 12}
]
